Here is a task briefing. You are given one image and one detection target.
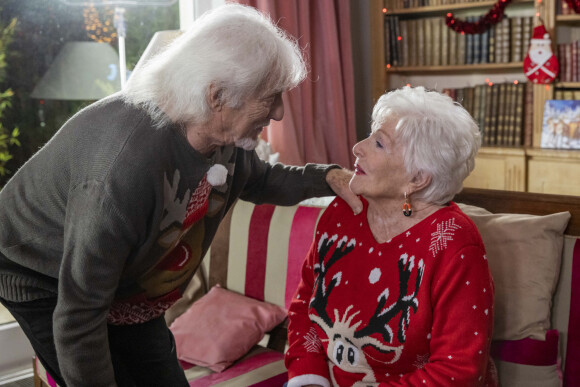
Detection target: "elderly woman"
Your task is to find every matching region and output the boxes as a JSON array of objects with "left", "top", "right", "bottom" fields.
[
  {"left": 286, "top": 87, "right": 496, "bottom": 386},
  {"left": 0, "top": 4, "right": 359, "bottom": 386}
]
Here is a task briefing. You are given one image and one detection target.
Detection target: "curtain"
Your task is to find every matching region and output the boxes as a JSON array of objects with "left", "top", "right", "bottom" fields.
[{"left": 235, "top": 0, "right": 357, "bottom": 168}]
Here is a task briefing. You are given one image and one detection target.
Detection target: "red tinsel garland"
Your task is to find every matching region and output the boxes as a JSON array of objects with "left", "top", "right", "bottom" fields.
[
  {"left": 565, "top": 0, "right": 580, "bottom": 13},
  {"left": 445, "top": 0, "right": 513, "bottom": 34}
]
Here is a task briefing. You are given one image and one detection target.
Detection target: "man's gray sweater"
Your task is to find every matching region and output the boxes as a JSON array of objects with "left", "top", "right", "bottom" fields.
[{"left": 0, "top": 93, "right": 336, "bottom": 386}]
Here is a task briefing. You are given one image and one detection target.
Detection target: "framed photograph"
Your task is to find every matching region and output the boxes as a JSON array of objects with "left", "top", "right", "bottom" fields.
[{"left": 541, "top": 100, "right": 580, "bottom": 149}]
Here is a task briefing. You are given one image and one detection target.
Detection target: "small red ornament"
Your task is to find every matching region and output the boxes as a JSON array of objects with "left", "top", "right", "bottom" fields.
[{"left": 523, "top": 24, "right": 559, "bottom": 84}]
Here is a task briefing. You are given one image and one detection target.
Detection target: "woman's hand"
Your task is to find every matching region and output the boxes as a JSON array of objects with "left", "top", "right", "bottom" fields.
[{"left": 326, "top": 168, "right": 363, "bottom": 215}]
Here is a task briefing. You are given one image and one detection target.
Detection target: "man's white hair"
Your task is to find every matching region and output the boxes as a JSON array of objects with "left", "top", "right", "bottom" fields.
[
  {"left": 123, "top": 3, "right": 307, "bottom": 128},
  {"left": 371, "top": 86, "right": 481, "bottom": 205}
]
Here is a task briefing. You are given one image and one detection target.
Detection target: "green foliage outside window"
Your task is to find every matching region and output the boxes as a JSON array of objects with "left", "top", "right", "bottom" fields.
[{"left": 0, "top": 15, "right": 19, "bottom": 178}]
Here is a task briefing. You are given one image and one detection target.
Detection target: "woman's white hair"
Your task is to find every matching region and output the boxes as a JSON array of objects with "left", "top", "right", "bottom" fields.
[
  {"left": 123, "top": 3, "right": 307, "bottom": 127},
  {"left": 371, "top": 86, "right": 481, "bottom": 205}
]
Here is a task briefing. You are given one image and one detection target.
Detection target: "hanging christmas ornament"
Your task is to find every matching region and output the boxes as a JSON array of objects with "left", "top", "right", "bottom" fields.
[
  {"left": 446, "top": 0, "right": 513, "bottom": 34},
  {"left": 523, "top": 24, "right": 559, "bottom": 84}
]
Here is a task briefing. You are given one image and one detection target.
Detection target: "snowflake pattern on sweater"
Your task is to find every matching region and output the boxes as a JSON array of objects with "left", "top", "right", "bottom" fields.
[{"left": 285, "top": 197, "right": 497, "bottom": 387}]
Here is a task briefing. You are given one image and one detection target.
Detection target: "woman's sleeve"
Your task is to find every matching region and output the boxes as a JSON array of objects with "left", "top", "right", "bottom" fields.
[
  {"left": 377, "top": 243, "right": 495, "bottom": 387},
  {"left": 285, "top": 238, "right": 332, "bottom": 387}
]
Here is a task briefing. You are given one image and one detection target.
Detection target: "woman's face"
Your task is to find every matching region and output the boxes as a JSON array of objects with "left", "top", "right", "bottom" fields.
[
  {"left": 221, "top": 91, "right": 284, "bottom": 150},
  {"left": 349, "top": 117, "right": 410, "bottom": 201}
]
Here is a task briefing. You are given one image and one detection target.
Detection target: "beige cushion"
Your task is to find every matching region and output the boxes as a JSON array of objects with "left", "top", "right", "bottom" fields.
[
  {"left": 458, "top": 203, "right": 570, "bottom": 341},
  {"left": 493, "top": 361, "right": 561, "bottom": 387}
]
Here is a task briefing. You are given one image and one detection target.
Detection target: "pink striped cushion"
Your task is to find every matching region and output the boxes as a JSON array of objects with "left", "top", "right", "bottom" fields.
[
  {"left": 223, "top": 201, "right": 324, "bottom": 308},
  {"left": 182, "top": 346, "right": 287, "bottom": 386},
  {"left": 491, "top": 330, "right": 562, "bottom": 387}
]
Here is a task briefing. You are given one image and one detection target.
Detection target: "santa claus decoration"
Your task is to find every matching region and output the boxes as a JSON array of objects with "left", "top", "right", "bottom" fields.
[{"left": 524, "top": 24, "right": 559, "bottom": 84}]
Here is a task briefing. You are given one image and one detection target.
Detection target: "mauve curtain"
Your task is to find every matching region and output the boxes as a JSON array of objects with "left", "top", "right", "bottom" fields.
[{"left": 235, "top": 0, "right": 357, "bottom": 168}]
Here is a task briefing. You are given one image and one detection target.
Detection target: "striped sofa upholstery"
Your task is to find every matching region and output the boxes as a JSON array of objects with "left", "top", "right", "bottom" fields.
[
  {"left": 33, "top": 189, "right": 580, "bottom": 386},
  {"left": 180, "top": 200, "right": 326, "bottom": 386}
]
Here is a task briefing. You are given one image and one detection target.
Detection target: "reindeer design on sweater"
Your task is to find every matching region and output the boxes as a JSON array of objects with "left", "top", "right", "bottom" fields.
[{"left": 309, "top": 233, "right": 424, "bottom": 385}]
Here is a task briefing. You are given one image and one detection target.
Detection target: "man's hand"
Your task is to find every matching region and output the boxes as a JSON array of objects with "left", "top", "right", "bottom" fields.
[{"left": 326, "top": 168, "right": 363, "bottom": 215}]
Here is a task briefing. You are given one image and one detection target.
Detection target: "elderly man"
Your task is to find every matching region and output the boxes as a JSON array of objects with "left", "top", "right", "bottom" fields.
[{"left": 0, "top": 4, "right": 360, "bottom": 386}]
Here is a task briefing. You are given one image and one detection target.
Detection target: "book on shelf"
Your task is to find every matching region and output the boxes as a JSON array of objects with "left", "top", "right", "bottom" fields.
[
  {"left": 484, "top": 84, "right": 494, "bottom": 146},
  {"left": 557, "top": 43, "right": 567, "bottom": 82},
  {"left": 395, "top": 17, "right": 403, "bottom": 67},
  {"left": 400, "top": 20, "right": 409, "bottom": 67},
  {"left": 489, "top": 84, "right": 500, "bottom": 145},
  {"left": 457, "top": 26, "right": 466, "bottom": 65},
  {"left": 522, "top": 16, "right": 533, "bottom": 62},
  {"left": 473, "top": 84, "right": 482, "bottom": 131},
  {"left": 505, "top": 83, "right": 517, "bottom": 146},
  {"left": 449, "top": 23, "right": 458, "bottom": 65},
  {"left": 565, "top": 42, "right": 573, "bottom": 82},
  {"left": 480, "top": 27, "right": 489, "bottom": 64},
  {"left": 499, "top": 18, "right": 511, "bottom": 63},
  {"left": 523, "top": 82, "right": 534, "bottom": 147},
  {"left": 441, "top": 18, "right": 449, "bottom": 66},
  {"left": 510, "top": 17, "right": 523, "bottom": 63},
  {"left": 513, "top": 82, "right": 524, "bottom": 146},
  {"left": 466, "top": 17, "right": 474, "bottom": 65},
  {"left": 494, "top": 23, "right": 502, "bottom": 64},
  {"left": 472, "top": 17, "right": 482, "bottom": 64},
  {"left": 431, "top": 17, "right": 442, "bottom": 66},
  {"left": 464, "top": 86, "right": 475, "bottom": 117},
  {"left": 477, "top": 84, "right": 487, "bottom": 140},
  {"left": 416, "top": 17, "right": 426, "bottom": 66},
  {"left": 384, "top": 16, "right": 391, "bottom": 66},
  {"left": 496, "top": 83, "right": 507, "bottom": 145},
  {"left": 408, "top": 19, "right": 417, "bottom": 66},
  {"left": 573, "top": 40, "right": 579, "bottom": 82},
  {"left": 488, "top": 25, "right": 496, "bottom": 63}
]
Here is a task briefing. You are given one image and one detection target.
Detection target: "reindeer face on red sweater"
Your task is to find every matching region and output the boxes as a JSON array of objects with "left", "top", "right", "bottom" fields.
[{"left": 309, "top": 233, "right": 424, "bottom": 384}]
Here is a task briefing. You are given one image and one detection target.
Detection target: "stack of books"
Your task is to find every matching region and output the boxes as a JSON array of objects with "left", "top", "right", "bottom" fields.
[
  {"left": 384, "top": 15, "right": 534, "bottom": 67},
  {"left": 557, "top": 40, "right": 580, "bottom": 83},
  {"left": 442, "top": 82, "right": 533, "bottom": 147}
]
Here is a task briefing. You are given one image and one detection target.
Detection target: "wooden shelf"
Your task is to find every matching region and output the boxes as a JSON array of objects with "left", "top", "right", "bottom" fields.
[
  {"left": 386, "top": 62, "right": 524, "bottom": 74},
  {"left": 554, "top": 82, "right": 580, "bottom": 88},
  {"left": 385, "top": 0, "right": 533, "bottom": 17},
  {"left": 556, "top": 14, "right": 580, "bottom": 24}
]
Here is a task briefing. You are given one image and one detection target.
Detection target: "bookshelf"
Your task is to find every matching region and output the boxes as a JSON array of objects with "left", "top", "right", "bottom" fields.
[{"left": 370, "top": 0, "right": 580, "bottom": 195}]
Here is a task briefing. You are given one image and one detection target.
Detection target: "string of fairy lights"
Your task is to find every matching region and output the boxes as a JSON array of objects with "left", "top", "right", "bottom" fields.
[{"left": 83, "top": 5, "right": 117, "bottom": 43}]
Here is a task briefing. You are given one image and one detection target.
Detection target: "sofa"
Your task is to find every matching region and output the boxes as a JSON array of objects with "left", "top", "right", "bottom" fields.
[{"left": 33, "top": 188, "right": 580, "bottom": 386}]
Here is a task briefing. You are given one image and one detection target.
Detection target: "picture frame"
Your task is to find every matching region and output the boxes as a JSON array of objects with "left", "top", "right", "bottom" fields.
[{"left": 541, "top": 99, "right": 580, "bottom": 149}]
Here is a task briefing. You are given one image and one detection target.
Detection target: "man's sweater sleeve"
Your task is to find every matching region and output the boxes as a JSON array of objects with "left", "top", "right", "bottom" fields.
[
  {"left": 239, "top": 150, "right": 339, "bottom": 205},
  {"left": 285, "top": 239, "right": 332, "bottom": 387},
  {"left": 53, "top": 182, "right": 139, "bottom": 386}
]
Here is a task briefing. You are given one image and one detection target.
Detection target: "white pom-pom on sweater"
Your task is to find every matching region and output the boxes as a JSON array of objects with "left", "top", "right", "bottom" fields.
[{"left": 206, "top": 164, "right": 228, "bottom": 186}]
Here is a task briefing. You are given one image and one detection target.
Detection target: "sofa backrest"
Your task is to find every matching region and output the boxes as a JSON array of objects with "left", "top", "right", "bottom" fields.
[
  {"left": 455, "top": 188, "right": 580, "bottom": 387},
  {"left": 201, "top": 200, "right": 325, "bottom": 309},
  {"left": 177, "top": 188, "right": 579, "bottom": 387}
]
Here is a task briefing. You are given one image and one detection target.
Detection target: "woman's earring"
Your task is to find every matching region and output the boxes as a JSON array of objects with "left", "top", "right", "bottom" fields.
[{"left": 403, "top": 192, "right": 412, "bottom": 217}]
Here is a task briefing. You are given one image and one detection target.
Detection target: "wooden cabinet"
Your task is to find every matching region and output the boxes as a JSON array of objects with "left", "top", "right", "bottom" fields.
[
  {"left": 527, "top": 149, "right": 580, "bottom": 195},
  {"left": 465, "top": 148, "right": 580, "bottom": 195},
  {"left": 370, "top": 0, "right": 580, "bottom": 196},
  {"left": 465, "top": 148, "right": 526, "bottom": 191}
]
